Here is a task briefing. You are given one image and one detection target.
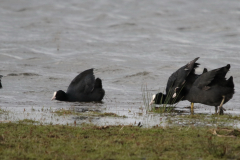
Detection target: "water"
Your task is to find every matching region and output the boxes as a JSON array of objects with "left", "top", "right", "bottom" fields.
[{"left": 0, "top": 0, "right": 240, "bottom": 126}]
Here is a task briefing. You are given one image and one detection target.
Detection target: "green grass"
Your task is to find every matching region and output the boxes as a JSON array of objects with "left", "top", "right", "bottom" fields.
[
  {"left": 0, "top": 123, "right": 240, "bottom": 159},
  {"left": 17, "top": 119, "right": 40, "bottom": 124},
  {"left": 168, "top": 114, "right": 240, "bottom": 128},
  {"left": 217, "top": 114, "right": 240, "bottom": 121}
]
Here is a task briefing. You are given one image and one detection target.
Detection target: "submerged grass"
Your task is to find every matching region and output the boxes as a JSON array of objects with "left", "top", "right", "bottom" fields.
[
  {"left": 173, "top": 114, "right": 240, "bottom": 128},
  {"left": 0, "top": 123, "right": 240, "bottom": 159},
  {"left": 53, "top": 108, "right": 82, "bottom": 116},
  {"left": 53, "top": 108, "right": 127, "bottom": 118},
  {"left": 0, "top": 108, "right": 9, "bottom": 114}
]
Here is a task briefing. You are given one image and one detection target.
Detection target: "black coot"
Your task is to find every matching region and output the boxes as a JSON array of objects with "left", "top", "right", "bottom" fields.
[
  {"left": 51, "top": 69, "right": 105, "bottom": 102},
  {"left": 150, "top": 57, "right": 201, "bottom": 105},
  {"left": 150, "top": 57, "right": 199, "bottom": 105},
  {"left": 0, "top": 75, "right": 2, "bottom": 88},
  {"left": 175, "top": 64, "right": 234, "bottom": 115}
]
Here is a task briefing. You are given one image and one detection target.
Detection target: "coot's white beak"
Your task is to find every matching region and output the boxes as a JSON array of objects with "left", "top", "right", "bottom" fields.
[
  {"left": 149, "top": 94, "right": 156, "bottom": 105},
  {"left": 51, "top": 92, "right": 56, "bottom": 100}
]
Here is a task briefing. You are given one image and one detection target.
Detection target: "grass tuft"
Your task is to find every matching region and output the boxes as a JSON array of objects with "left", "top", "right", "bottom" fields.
[{"left": 141, "top": 84, "right": 182, "bottom": 114}]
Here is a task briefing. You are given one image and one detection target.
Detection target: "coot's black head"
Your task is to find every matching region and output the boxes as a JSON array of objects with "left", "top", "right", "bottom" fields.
[
  {"left": 51, "top": 90, "right": 68, "bottom": 101},
  {"left": 150, "top": 93, "right": 167, "bottom": 105}
]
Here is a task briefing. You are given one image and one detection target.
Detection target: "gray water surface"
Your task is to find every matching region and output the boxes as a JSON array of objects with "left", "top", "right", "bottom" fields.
[{"left": 0, "top": 0, "right": 240, "bottom": 126}]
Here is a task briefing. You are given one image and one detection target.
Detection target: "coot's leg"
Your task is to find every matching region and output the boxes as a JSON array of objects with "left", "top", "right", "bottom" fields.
[
  {"left": 190, "top": 102, "right": 194, "bottom": 115},
  {"left": 191, "top": 102, "right": 194, "bottom": 110},
  {"left": 219, "top": 107, "right": 224, "bottom": 115},
  {"left": 218, "top": 96, "right": 225, "bottom": 115},
  {"left": 215, "top": 106, "right": 218, "bottom": 114}
]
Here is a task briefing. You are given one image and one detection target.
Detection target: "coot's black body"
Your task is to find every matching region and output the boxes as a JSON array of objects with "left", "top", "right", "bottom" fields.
[
  {"left": 52, "top": 69, "right": 105, "bottom": 102},
  {"left": 150, "top": 57, "right": 201, "bottom": 105},
  {"left": 184, "top": 64, "right": 234, "bottom": 110}
]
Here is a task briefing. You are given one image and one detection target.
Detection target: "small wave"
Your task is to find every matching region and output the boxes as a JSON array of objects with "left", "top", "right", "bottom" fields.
[
  {"left": 7, "top": 73, "right": 40, "bottom": 76},
  {"left": 109, "top": 22, "right": 136, "bottom": 28},
  {"left": 125, "top": 71, "right": 150, "bottom": 78}
]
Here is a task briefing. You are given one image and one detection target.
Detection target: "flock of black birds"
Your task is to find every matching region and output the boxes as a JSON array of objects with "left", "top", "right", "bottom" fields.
[
  {"left": 0, "top": 57, "right": 235, "bottom": 115},
  {"left": 150, "top": 57, "right": 235, "bottom": 115}
]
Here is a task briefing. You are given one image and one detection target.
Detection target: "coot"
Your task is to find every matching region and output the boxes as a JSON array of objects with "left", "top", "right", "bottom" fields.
[
  {"left": 150, "top": 57, "right": 201, "bottom": 105},
  {"left": 51, "top": 69, "right": 105, "bottom": 102}
]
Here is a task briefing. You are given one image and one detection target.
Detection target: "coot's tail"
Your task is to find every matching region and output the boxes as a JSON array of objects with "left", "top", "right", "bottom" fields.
[
  {"left": 94, "top": 78, "right": 103, "bottom": 89},
  {"left": 202, "top": 68, "right": 208, "bottom": 74},
  {"left": 226, "top": 76, "right": 234, "bottom": 88},
  {"left": 216, "top": 64, "right": 230, "bottom": 80}
]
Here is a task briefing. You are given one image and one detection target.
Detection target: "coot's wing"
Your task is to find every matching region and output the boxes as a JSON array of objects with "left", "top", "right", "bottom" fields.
[
  {"left": 175, "top": 57, "right": 200, "bottom": 85},
  {"left": 195, "top": 70, "right": 217, "bottom": 90},
  {"left": 166, "top": 57, "right": 199, "bottom": 93},
  {"left": 196, "top": 64, "right": 231, "bottom": 90},
  {"left": 166, "top": 72, "right": 177, "bottom": 94},
  {"left": 67, "top": 69, "right": 95, "bottom": 94},
  {"left": 184, "top": 57, "right": 200, "bottom": 75}
]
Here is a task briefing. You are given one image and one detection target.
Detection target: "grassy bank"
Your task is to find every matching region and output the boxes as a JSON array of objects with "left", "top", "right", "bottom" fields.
[{"left": 0, "top": 123, "right": 240, "bottom": 159}]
